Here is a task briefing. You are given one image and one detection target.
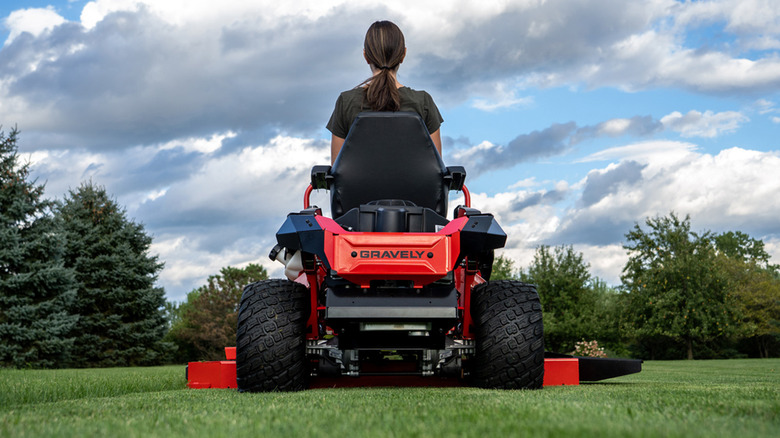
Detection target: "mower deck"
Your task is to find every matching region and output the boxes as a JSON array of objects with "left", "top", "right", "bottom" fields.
[{"left": 186, "top": 348, "right": 641, "bottom": 389}]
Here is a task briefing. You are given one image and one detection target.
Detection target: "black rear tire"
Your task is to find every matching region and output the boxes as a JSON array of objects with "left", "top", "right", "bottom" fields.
[
  {"left": 236, "top": 279, "right": 310, "bottom": 392},
  {"left": 471, "top": 280, "right": 544, "bottom": 389}
]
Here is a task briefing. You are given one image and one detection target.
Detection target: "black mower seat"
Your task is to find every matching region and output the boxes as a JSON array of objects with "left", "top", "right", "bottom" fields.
[{"left": 324, "top": 112, "right": 456, "bottom": 219}]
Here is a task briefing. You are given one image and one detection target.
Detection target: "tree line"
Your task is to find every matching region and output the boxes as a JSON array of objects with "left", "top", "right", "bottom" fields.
[{"left": 494, "top": 213, "right": 780, "bottom": 359}]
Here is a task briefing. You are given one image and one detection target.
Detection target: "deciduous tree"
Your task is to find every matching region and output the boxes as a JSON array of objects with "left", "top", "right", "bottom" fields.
[
  {"left": 622, "top": 213, "right": 736, "bottom": 360},
  {"left": 714, "top": 232, "right": 780, "bottom": 358}
]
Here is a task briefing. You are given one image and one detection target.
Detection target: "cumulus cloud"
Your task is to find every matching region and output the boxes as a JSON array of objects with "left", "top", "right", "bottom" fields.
[
  {"left": 3, "top": 7, "right": 66, "bottom": 45},
  {"left": 480, "top": 146, "right": 780, "bottom": 283},
  {"left": 554, "top": 147, "right": 780, "bottom": 246},
  {"left": 674, "top": 0, "right": 780, "bottom": 36},
  {"left": 580, "top": 161, "right": 647, "bottom": 207}
]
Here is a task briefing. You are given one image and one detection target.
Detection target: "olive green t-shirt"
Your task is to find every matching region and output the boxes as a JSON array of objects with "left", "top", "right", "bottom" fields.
[{"left": 326, "top": 87, "right": 443, "bottom": 138}]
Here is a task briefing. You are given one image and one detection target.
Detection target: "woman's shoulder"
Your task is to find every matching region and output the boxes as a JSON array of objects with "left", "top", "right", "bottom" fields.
[
  {"left": 399, "top": 87, "right": 437, "bottom": 106},
  {"left": 399, "top": 87, "right": 438, "bottom": 109},
  {"left": 334, "top": 88, "right": 366, "bottom": 110},
  {"left": 399, "top": 86, "right": 432, "bottom": 98},
  {"left": 338, "top": 87, "right": 365, "bottom": 100}
]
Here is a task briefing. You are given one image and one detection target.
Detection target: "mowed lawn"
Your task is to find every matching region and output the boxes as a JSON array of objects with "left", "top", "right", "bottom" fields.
[{"left": 1, "top": 359, "right": 778, "bottom": 438}]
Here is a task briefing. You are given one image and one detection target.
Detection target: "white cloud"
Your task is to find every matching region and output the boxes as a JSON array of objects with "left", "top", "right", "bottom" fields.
[
  {"left": 772, "top": 116, "right": 780, "bottom": 124},
  {"left": 158, "top": 131, "right": 236, "bottom": 154},
  {"left": 721, "top": 0, "right": 780, "bottom": 34},
  {"left": 576, "top": 244, "right": 627, "bottom": 285},
  {"left": 577, "top": 140, "right": 699, "bottom": 167},
  {"left": 3, "top": 7, "right": 66, "bottom": 45},
  {"left": 598, "top": 119, "right": 633, "bottom": 136},
  {"left": 79, "top": 0, "right": 339, "bottom": 29},
  {"left": 765, "top": 238, "right": 780, "bottom": 268},
  {"left": 508, "top": 177, "right": 538, "bottom": 190},
  {"left": 471, "top": 82, "right": 533, "bottom": 111},
  {"left": 661, "top": 110, "right": 749, "bottom": 138},
  {"left": 755, "top": 99, "right": 776, "bottom": 114},
  {"left": 451, "top": 140, "right": 499, "bottom": 163},
  {"left": 150, "top": 233, "right": 280, "bottom": 302},
  {"left": 560, "top": 147, "right": 780, "bottom": 244},
  {"left": 673, "top": 0, "right": 780, "bottom": 35},
  {"left": 472, "top": 94, "right": 533, "bottom": 112}
]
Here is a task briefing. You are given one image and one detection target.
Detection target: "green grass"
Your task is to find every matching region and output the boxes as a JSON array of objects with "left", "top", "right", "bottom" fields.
[{"left": 1, "top": 360, "right": 778, "bottom": 437}]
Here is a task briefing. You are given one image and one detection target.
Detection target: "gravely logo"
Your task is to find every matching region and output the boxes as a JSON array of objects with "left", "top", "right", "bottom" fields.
[{"left": 359, "top": 250, "right": 428, "bottom": 259}]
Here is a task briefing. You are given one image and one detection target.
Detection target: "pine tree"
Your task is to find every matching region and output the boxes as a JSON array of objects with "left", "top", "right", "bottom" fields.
[
  {"left": 58, "top": 181, "right": 171, "bottom": 367},
  {"left": 0, "top": 128, "right": 78, "bottom": 368}
]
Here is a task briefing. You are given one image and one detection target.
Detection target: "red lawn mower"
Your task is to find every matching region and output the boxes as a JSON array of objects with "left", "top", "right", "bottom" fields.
[{"left": 230, "top": 112, "right": 640, "bottom": 392}]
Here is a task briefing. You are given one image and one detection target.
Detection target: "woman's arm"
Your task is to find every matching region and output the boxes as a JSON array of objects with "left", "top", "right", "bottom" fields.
[
  {"left": 430, "top": 129, "right": 442, "bottom": 157},
  {"left": 331, "top": 134, "right": 345, "bottom": 164}
]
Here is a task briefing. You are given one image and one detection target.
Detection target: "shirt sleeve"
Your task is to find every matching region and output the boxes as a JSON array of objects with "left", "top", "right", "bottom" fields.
[{"left": 326, "top": 93, "right": 349, "bottom": 138}]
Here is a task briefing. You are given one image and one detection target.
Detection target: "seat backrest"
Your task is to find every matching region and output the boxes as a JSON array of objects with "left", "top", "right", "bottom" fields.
[{"left": 329, "top": 112, "right": 448, "bottom": 218}]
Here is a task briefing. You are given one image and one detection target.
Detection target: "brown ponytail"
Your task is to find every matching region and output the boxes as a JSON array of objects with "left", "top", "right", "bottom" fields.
[{"left": 361, "top": 21, "right": 405, "bottom": 112}]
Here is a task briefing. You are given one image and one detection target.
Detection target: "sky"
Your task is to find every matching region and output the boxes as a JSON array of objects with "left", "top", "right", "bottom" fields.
[{"left": 2, "top": 0, "right": 779, "bottom": 302}]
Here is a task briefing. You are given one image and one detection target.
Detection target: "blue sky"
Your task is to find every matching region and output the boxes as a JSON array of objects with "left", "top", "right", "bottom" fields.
[{"left": 2, "top": 0, "right": 779, "bottom": 301}]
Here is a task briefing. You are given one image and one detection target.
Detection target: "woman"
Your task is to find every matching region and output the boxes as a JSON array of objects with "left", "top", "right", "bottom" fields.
[{"left": 326, "top": 20, "right": 443, "bottom": 164}]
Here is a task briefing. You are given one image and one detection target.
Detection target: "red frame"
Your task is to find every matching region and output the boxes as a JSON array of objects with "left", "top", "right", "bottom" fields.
[
  {"left": 299, "top": 184, "right": 479, "bottom": 340},
  {"left": 304, "top": 184, "right": 471, "bottom": 210}
]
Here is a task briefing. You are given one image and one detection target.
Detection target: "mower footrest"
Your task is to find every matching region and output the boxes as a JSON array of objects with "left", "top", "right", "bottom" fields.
[
  {"left": 542, "top": 358, "right": 579, "bottom": 386},
  {"left": 187, "top": 361, "right": 236, "bottom": 389}
]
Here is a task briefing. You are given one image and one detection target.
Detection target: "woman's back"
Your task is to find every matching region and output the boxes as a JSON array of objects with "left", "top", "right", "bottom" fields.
[{"left": 326, "top": 20, "right": 443, "bottom": 163}]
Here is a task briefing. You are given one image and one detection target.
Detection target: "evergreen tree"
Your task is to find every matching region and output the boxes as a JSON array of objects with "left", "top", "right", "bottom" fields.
[
  {"left": 0, "top": 128, "right": 78, "bottom": 368},
  {"left": 168, "top": 264, "right": 268, "bottom": 361},
  {"left": 58, "top": 182, "right": 170, "bottom": 367},
  {"left": 490, "top": 254, "right": 518, "bottom": 280},
  {"left": 622, "top": 213, "right": 736, "bottom": 360}
]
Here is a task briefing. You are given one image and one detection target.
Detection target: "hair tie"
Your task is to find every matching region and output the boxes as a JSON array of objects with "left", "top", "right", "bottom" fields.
[{"left": 379, "top": 65, "right": 391, "bottom": 70}]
